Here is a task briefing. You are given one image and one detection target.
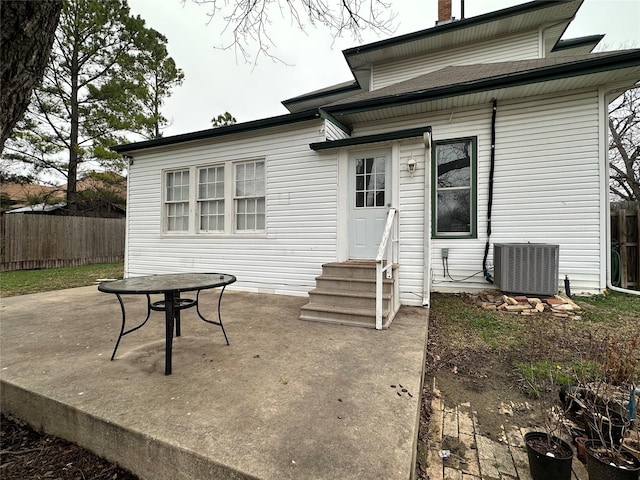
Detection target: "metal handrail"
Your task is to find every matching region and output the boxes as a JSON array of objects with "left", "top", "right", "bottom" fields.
[{"left": 375, "top": 208, "right": 398, "bottom": 330}]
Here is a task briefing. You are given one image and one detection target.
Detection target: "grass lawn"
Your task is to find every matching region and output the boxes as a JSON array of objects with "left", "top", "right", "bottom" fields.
[{"left": 0, "top": 262, "right": 124, "bottom": 297}]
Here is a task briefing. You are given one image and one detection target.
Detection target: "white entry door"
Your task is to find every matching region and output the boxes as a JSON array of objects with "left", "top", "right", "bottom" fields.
[{"left": 349, "top": 151, "right": 391, "bottom": 259}]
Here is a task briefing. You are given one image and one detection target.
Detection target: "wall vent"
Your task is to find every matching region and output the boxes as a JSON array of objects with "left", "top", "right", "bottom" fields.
[{"left": 493, "top": 243, "right": 559, "bottom": 296}]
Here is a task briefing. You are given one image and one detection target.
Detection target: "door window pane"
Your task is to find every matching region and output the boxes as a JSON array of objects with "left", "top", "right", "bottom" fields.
[{"left": 355, "top": 155, "right": 386, "bottom": 209}]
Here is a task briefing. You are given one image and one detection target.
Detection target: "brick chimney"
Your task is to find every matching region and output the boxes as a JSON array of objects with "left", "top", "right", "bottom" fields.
[{"left": 438, "top": 0, "right": 452, "bottom": 23}]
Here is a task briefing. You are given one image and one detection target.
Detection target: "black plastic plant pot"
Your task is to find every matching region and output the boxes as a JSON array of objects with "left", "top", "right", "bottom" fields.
[
  {"left": 524, "top": 431, "right": 574, "bottom": 480},
  {"left": 584, "top": 439, "right": 640, "bottom": 480},
  {"left": 586, "top": 409, "right": 628, "bottom": 446}
]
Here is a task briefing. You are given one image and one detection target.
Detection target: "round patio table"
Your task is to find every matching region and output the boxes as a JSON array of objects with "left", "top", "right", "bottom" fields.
[{"left": 98, "top": 273, "right": 236, "bottom": 375}]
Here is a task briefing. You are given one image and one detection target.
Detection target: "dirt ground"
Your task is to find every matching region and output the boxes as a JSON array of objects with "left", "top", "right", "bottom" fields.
[
  {"left": 0, "top": 413, "right": 138, "bottom": 480},
  {"left": 1, "top": 292, "right": 638, "bottom": 479},
  {"left": 414, "top": 291, "right": 640, "bottom": 479}
]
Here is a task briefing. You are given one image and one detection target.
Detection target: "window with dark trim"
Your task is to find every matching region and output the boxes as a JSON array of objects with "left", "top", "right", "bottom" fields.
[{"left": 432, "top": 137, "right": 477, "bottom": 238}]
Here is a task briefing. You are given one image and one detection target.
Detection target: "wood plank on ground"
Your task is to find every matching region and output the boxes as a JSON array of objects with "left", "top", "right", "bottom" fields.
[
  {"left": 510, "top": 444, "right": 533, "bottom": 480},
  {"left": 443, "top": 466, "right": 463, "bottom": 480},
  {"left": 426, "top": 388, "right": 445, "bottom": 480},
  {"left": 572, "top": 459, "right": 588, "bottom": 480},
  {"left": 474, "top": 435, "right": 501, "bottom": 479},
  {"left": 457, "top": 405, "right": 474, "bottom": 437},
  {"left": 442, "top": 405, "right": 458, "bottom": 438},
  {"left": 458, "top": 432, "right": 480, "bottom": 477},
  {"left": 493, "top": 439, "right": 518, "bottom": 478},
  {"left": 426, "top": 447, "right": 444, "bottom": 480}
]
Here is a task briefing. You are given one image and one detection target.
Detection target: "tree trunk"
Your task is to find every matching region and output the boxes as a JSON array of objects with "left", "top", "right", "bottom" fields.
[
  {"left": 67, "top": 22, "right": 80, "bottom": 212},
  {"left": 0, "top": 0, "right": 62, "bottom": 153}
]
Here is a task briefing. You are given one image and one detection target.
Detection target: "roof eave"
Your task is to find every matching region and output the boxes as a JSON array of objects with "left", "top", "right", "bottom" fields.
[
  {"left": 111, "top": 109, "right": 321, "bottom": 154},
  {"left": 324, "top": 52, "right": 640, "bottom": 117},
  {"left": 282, "top": 81, "right": 361, "bottom": 107},
  {"left": 552, "top": 34, "right": 605, "bottom": 53},
  {"left": 343, "top": 0, "right": 583, "bottom": 69},
  {"left": 310, "top": 126, "right": 431, "bottom": 151}
]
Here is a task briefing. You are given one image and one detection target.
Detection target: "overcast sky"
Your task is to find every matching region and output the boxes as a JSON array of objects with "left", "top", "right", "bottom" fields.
[{"left": 127, "top": 0, "right": 640, "bottom": 137}]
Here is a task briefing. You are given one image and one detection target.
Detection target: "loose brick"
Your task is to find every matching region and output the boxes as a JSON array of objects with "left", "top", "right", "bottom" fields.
[{"left": 545, "top": 298, "right": 564, "bottom": 305}]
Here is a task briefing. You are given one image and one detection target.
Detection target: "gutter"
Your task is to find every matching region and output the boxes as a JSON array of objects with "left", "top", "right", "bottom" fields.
[
  {"left": 603, "top": 87, "right": 640, "bottom": 296},
  {"left": 552, "top": 35, "right": 604, "bottom": 53},
  {"left": 111, "top": 109, "right": 321, "bottom": 154},
  {"left": 423, "top": 131, "right": 432, "bottom": 306},
  {"left": 342, "top": 0, "right": 582, "bottom": 60},
  {"left": 309, "top": 126, "right": 432, "bottom": 151}
]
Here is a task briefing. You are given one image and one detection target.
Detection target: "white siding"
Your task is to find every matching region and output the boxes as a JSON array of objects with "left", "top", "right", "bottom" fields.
[
  {"left": 354, "top": 89, "right": 603, "bottom": 295},
  {"left": 126, "top": 121, "right": 336, "bottom": 296},
  {"left": 397, "top": 141, "right": 428, "bottom": 306},
  {"left": 324, "top": 119, "right": 350, "bottom": 141},
  {"left": 127, "top": 90, "right": 605, "bottom": 303},
  {"left": 373, "top": 30, "right": 540, "bottom": 90},
  {"left": 484, "top": 91, "right": 602, "bottom": 295}
]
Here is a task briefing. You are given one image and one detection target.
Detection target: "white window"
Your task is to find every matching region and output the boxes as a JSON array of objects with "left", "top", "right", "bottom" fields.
[
  {"left": 165, "top": 169, "right": 189, "bottom": 232},
  {"left": 163, "top": 159, "right": 266, "bottom": 235},
  {"left": 235, "top": 160, "right": 265, "bottom": 231},
  {"left": 198, "top": 166, "right": 225, "bottom": 232}
]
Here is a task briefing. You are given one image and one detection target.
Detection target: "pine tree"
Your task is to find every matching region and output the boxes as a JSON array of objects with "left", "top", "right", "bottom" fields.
[{"left": 3, "top": 0, "right": 183, "bottom": 209}]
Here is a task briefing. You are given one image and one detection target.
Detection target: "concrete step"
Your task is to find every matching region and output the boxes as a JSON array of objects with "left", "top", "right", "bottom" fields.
[
  {"left": 299, "top": 303, "right": 392, "bottom": 329},
  {"left": 301, "top": 261, "right": 398, "bottom": 329},
  {"left": 307, "top": 288, "right": 391, "bottom": 311},
  {"left": 321, "top": 261, "right": 397, "bottom": 280},
  {"left": 315, "top": 276, "right": 393, "bottom": 294}
]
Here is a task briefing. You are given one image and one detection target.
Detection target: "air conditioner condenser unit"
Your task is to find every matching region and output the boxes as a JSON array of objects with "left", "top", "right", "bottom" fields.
[{"left": 493, "top": 243, "right": 559, "bottom": 296}]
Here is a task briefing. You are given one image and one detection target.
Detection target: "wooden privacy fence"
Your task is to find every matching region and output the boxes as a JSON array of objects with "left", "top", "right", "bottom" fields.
[
  {"left": 0, "top": 214, "right": 125, "bottom": 272},
  {"left": 611, "top": 201, "right": 640, "bottom": 290}
]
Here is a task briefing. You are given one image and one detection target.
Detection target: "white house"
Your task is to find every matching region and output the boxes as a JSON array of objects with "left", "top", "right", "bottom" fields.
[{"left": 113, "top": 0, "right": 640, "bottom": 328}]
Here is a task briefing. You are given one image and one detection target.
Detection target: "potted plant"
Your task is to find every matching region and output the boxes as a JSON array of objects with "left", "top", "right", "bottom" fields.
[
  {"left": 520, "top": 363, "right": 575, "bottom": 480},
  {"left": 624, "top": 426, "right": 640, "bottom": 462},
  {"left": 622, "top": 386, "right": 639, "bottom": 461},
  {"left": 569, "top": 336, "right": 640, "bottom": 480},
  {"left": 524, "top": 413, "right": 574, "bottom": 480}
]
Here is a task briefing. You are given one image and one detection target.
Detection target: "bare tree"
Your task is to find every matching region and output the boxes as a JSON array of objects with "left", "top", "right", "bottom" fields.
[
  {"left": 609, "top": 87, "right": 640, "bottom": 201},
  {"left": 0, "top": 0, "right": 63, "bottom": 153},
  {"left": 189, "top": 0, "right": 395, "bottom": 62}
]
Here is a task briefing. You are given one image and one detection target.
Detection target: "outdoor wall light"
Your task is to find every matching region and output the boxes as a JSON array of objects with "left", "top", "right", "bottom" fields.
[{"left": 407, "top": 157, "right": 417, "bottom": 176}]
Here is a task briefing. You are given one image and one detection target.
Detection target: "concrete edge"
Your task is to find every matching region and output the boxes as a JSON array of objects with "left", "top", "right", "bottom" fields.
[
  {"left": 0, "top": 380, "right": 259, "bottom": 480},
  {"left": 409, "top": 312, "right": 429, "bottom": 480}
]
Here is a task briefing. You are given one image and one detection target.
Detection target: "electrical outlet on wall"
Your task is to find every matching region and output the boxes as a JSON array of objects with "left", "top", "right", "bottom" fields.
[{"left": 442, "top": 248, "right": 449, "bottom": 258}]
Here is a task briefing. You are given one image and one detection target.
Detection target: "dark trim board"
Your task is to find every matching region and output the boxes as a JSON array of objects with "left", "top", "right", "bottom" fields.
[{"left": 309, "top": 126, "right": 432, "bottom": 151}]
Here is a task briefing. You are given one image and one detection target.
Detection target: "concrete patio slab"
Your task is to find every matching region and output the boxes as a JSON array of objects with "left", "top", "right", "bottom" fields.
[{"left": 0, "top": 285, "right": 429, "bottom": 480}]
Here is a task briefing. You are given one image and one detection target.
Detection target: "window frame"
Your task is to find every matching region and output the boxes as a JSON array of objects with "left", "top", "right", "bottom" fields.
[
  {"left": 431, "top": 136, "right": 478, "bottom": 239},
  {"left": 197, "top": 165, "right": 226, "bottom": 233},
  {"left": 163, "top": 168, "right": 191, "bottom": 233},
  {"left": 233, "top": 159, "right": 266, "bottom": 233},
  {"left": 161, "top": 158, "right": 267, "bottom": 236}
]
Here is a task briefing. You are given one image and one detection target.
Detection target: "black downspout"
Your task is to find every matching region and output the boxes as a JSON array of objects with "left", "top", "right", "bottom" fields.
[{"left": 483, "top": 99, "right": 497, "bottom": 283}]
